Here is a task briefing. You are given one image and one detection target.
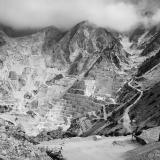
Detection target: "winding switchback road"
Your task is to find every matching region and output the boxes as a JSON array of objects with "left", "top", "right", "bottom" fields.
[{"left": 122, "top": 79, "right": 143, "bottom": 132}]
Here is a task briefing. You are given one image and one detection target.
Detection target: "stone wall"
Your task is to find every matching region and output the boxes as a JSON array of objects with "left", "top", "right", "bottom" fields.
[{"left": 63, "top": 93, "right": 103, "bottom": 118}]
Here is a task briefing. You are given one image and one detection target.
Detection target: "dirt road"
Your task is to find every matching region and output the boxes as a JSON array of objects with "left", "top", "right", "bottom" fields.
[{"left": 38, "top": 136, "right": 140, "bottom": 160}]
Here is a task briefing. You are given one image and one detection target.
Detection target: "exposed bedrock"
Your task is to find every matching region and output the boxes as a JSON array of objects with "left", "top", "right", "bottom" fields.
[
  {"left": 0, "top": 21, "right": 131, "bottom": 136},
  {"left": 90, "top": 48, "right": 160, "bottom": 137}
]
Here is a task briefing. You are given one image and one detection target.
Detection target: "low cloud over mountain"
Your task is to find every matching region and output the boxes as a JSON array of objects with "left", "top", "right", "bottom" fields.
[{"left": 0, "top": 0, "right": 160, "bottom": 32}]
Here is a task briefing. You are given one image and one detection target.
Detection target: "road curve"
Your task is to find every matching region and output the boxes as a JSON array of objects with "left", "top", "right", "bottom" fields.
[{"left": 122, "top": 79, "right": 143, "bottom": 133}]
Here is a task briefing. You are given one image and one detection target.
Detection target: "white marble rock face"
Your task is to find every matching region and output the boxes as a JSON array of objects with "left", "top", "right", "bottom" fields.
[{"left": 0, "top": 22, "right": 131, "bottom": 136}]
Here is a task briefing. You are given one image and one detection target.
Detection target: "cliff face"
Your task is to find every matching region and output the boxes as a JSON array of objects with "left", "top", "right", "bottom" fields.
[
  {"left": 128, "top": 30, "right": 160, "bottom": 132},
  {"left": 96, "top": 27, "right": 160, "bottom": 137},
  {"left": 1, "top": 21, "right": 160, "bottom": 138},
  {"left": 129, "top": 26, "right": 160, "bottom": 52},
  {"left": 0, "top": 21, "right": 131, "bottom": 136}
]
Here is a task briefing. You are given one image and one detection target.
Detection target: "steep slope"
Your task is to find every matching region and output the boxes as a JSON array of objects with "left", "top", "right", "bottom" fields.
[
  {"left": 98, "top": 35, "right": 160, "bottom": 138},
  {"left": 129, "top": 25, "right": 160, "bottom": 52},
  {"left": 0, "top": 22, "right": 130, "bottom": 136},
  {"left": 140, "top": 28, "right": 160, "bottom": 57},
  {"left": 0, "top": 23, "right": 40, "bottom": 37},
  {"left": 74, "top": 25, "right": 160, "bottom": 137}
]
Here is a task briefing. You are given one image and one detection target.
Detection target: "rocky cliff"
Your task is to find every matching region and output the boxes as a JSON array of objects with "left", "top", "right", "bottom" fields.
[
  {"left": 1, "top": 20, "right": 160, "bottom": 142},
  {"left": 93, "top": 26, "right": 160, "bottom": 138},
  {"left": 1, "top": 21, "right": 160, "bottom": 159},
  {"left": 0, "top": 21, "right": 131, "bottom": 136}
]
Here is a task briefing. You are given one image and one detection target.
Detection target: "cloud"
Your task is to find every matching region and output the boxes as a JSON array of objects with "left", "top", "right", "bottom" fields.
[
  {"left": 152, "top": 9, "right": 160, "bottom": 25},
  {"left": 88, "top": 2, "right": 140, "bottom": 31},
  {"left": 0, "top": 0, "right": 160, "bottom": 32}
]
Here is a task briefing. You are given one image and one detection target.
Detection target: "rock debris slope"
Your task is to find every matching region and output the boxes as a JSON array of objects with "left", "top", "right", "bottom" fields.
[
  {"left": 1, "top": 21, "right": 160, "bottom": 140},
  {"left": 93, "top": 26, "right": 160, "bottom": 139},
  {"left": 0, "top": 21, "right": 130, "bottom": 136},
  {"left": 1, "top": 21, "right": 160, "bottom": 159}
]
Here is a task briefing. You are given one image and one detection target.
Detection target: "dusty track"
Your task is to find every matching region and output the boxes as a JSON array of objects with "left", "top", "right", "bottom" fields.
[
  {"left": 38, "top": 136, "right": 140, "bottom": 160},
  {"left": 122, "top": 79, "right": 143, "bottom": 132}
]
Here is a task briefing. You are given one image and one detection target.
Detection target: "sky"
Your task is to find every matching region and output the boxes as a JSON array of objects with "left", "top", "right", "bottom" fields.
[{"left": 0, "top": 0, "right": 160, "bottom": 32}]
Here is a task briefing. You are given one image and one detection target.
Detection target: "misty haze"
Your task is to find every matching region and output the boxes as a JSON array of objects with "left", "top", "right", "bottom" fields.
[{"left": 0, "top": 0, "right": 160, "bottom": 160}]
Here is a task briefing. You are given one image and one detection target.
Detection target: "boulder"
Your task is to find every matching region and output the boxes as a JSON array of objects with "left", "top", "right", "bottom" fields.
[
  {"left": 8, "top": 71, "right": 17, "bottom": 80},
  {"left": 0, "top": 60, "right": 3, "bottom": 70},
  {"left": 93, "top": 135, "right": 102, "bottom": 141},
  {"left": 46, "top": 79, "right": 55, "bottom": 86},
  {"left": 30, "top": 100, "right": 38, "bottom": 109},
  {"left": 136, "top": 126, "right": 160, "bottom": 144},
  {"left": 24, "top": 92, "right": 32, "bottom": 99},
  {"left": 18, "top": 77, "right": 26, "bottom": 87},
  {"left": 54, "top": 74, "right": 63, "bottom": 80}
]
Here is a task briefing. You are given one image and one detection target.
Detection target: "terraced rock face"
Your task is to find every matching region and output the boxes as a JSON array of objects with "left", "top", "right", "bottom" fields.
[
  {"left": 0, "top": 22, "right": 130, "bottom": 136},
  {"left": 86, "top": 26, "right": 160, "bottom": 137},
  {"left": 98, "top": 58, "right": 160, "bottom": 136},
  {"left": 129, "top": 25, "right": 160, "bottom": 52}
]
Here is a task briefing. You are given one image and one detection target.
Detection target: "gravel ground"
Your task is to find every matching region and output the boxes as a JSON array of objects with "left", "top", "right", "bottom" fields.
[{"left": 38, "top": 136, "right": 140, "bottom": 160}]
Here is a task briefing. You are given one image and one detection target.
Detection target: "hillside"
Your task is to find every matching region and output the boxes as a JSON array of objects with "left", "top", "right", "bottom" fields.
[
  {"left": 0, "top": 21, "right": 131, "bottom": 137},
  {"left": 1, "top": 21, "right": 160, "bottom": 160}
]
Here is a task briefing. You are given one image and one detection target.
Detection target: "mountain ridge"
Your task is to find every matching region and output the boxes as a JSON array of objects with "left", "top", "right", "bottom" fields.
[{"left": 0, "top": 21, "right": 160, "bottom": 141}]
